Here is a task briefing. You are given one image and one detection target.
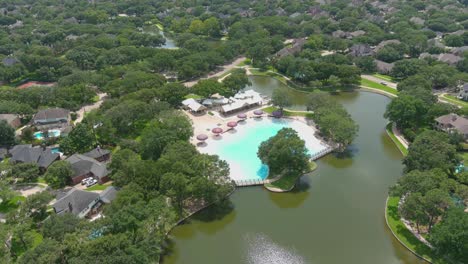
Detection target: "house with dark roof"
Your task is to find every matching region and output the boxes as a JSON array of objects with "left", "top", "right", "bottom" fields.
[
  {"left": 0, "top": 114, "right": 21, "bottom": 129},
  {"left": 9, "top": 145, "right": 60, "bottom": 170},
  {"left": 375, "top": 59, "right": 395, "bottom": 74},
  {"left": 83, "top": 147, "right": 111, "bottom": 162},
  {"left": 66, "top": 154, "right": 110, "bottom": 185},
  {"left": 275, "top": 38, "right": 307, "bottom": 58},
  {"left": 435, "top": 114, "right": 468, "bottom": 140},
  {"left": 100, "top": 186, "right": 118, "bottom": 204},
  {"left": 52, "top": 188, "right": 100, "bottom": 218},
  {"left": 349, "top": 44, "right": 374, "bottom": 57},
  {"left": 32, "top": 108, "right": 70, "bottom": 130}
]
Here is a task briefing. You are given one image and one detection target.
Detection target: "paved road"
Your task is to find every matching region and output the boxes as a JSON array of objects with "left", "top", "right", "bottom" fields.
[
  {"left": 361, "top": 74, "right": 397, "bottom": 89},
  {"left": 184, "top": 56, "right": 246, "bottom": 87}
]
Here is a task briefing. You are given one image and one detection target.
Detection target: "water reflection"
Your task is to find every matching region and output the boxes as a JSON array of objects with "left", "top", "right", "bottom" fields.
[
  {"left": 244, "top": 233, "right": 307, "bottom": 264},
  {"left": 267, "top": 175, "right": 311, "bottom": 209}
]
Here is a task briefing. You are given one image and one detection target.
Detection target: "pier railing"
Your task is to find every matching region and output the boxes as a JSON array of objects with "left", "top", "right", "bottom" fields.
[
  {"left": 310, "top": 147, "right": 334, "bottom": 161},
  {"left": 234, "top": 178, "right": 272, "bottom": 187}
]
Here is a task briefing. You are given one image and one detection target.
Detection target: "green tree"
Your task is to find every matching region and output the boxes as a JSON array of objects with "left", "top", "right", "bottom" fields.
[
  {"left": 403, "top": 130, "right": 460, "bottom": 173},
  {"left": 258, "top": 128, "right": 310, "bottom": 178},
  {"left": 42, "top": 213, "right": 81, "bottom": 242},
  {"left": 429, "top": 207, "right": 468, "bottom": 261},
  {"left": 271, "top": 89, "right": 292, "bottom": 111},
  {"left": 193, "top": 79, "right": 227, "bottom": 98},
  {"left": 11, "top": 163, "right": 40, "bottom": 182},
  {"left": 222, "top": 69, "right": 251, "bottom": 96},
  {"left": 139, "top": 111, "right": 193, "bottom": 160},
  {"left": 59, "top": 123, "right": 95, "bottom": 155},
  {"left": 44, "top": 161, "right": 73, "bottom": 189},
  {"left": 0, "top": 120, "right": 15, "bottom": 146},
  {"left": 18, "top": 239, "right": 64, "bottom": 264}
]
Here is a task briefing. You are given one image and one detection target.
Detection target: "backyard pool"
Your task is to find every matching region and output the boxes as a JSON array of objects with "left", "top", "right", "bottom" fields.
[
  {"left": 199, "top": 117, "right": 328, "bottom": 182},
  {"left": 33, "top": 129, "right": 61, "bottom": 140}
]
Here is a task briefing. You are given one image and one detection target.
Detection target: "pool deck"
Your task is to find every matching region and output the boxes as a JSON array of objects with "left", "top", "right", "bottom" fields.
[{"left": 184, "top": 107, "right": 317, "bottom": 146}]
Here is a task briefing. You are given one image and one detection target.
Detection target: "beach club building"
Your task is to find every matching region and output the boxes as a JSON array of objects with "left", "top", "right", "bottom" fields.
[{"left": 219, "top": 90, "right": 264, "bottom": 115}]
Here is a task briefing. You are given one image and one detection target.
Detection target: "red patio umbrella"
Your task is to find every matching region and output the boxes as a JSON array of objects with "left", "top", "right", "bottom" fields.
[
  {"left": 211, "top": 127, "right": 223, "bottom": 135},
  {"left": 196, "top": 134, "right": 208, "bottom": 141},
  {"left": 227, "top": 121, "right": 238, "bottom": 128}
]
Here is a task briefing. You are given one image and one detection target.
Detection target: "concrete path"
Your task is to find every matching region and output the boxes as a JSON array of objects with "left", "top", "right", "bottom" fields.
[
  {"left": 392, "top": 123, "right": 409, "bottom": 149},
  {"left": 75, "top": 92, "right": 107, "bottom": 123},
  {"left": 361, "top": 74, "right": 397, "bottom": 89}
]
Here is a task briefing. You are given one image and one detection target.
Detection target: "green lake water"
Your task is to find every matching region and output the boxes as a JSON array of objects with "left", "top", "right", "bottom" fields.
[{"left": 162, "top": 76, "right": 425, "bottom": 264}]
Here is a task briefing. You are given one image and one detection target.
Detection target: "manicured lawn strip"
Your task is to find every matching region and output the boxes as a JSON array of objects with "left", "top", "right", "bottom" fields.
[
  {"left": 386, "top": 196, "right": 440, "bottom": 263},
  {"left": 0, "top": 195, "right": 26, "bottom": 213},
  {"left": 87, "top": 184, "right": 111, "bottom": 191},
  {"left": 360, "top": 78, "right": 398, "bottom": 96},
  {"left": 385, "top": 123, "right": 408, "bottom": 156},
  {"left": 372, "top": 73, "right": 394, "bottom": 82},
  {"left": 440, "top": 94, "right": 468, "bottom": 108},
  {"left": 459, "top": 151, "right": 468, "bottom": 167},
  {"left": 262, "top": 106, "right": 311, "bottom": 117}
]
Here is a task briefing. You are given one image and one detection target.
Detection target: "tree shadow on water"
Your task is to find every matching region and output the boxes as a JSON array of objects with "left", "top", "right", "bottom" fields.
[
  {"left": 268, "top": 176, "right": 311, "bottom": 209},
  {"left": 321, "top": 145, "right": 358, "bottom": 169},
  {"left": 189, "top": 199, "right": 237, "bottom": 235}
]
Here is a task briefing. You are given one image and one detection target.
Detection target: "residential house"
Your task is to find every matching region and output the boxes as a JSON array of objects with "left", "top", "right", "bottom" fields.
[
  {"left": 52, "top": 188, "right": 101, "bottom": 218},
  {"left": 32, "top": 108, "right": 70, "bottom": 130},
  {"left": 437, "top": 53, "right": 463, "bottom": 66},
  {"left": 458, "top": 83, "right": 468, "bottom": 101},
  {"left": 409, "top": 17, "right": 425, "bottom": 26},
  {"left": 0, "top": 114, "right": 21, "bottom": 129},
  {"left": 374, "top": 39, "right": 401, "bottom": 52},
  {"left": 275, "top": 38, "right": 307, "bottom": 58},
  {"left": 349, "top": 44, "right": 374, "bottom": 57},
  {"left": 66, "top": 154, "right": 110, "bottom": 185},
  {"left": 451, "top": 46, "right": 468, "bottom": 56},
  {"left": 182, "top": 98, "right": 207, "bottom": 114},
  {"left": 375, "top": 60, "right": 395, "bottom": 74},
  {"left": 9, "top": 145, "right": 60, "bottom": 170},
  {"left": 83, "top": 147, "right": 111, "bottom": 162},
  {"left": 435, "top": 113, "right": 468, "bottom": 140}
]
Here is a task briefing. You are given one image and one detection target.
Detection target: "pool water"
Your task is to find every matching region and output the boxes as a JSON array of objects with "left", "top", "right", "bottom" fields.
[
  {"left": 50, "top": 147, "right": 61, "bottom": 154},
  {"left": 33, "top": 129, "right": 61, "bottom": 140},
  {"left": 199, "top": 118, "right": 328, "bottom": 182}
]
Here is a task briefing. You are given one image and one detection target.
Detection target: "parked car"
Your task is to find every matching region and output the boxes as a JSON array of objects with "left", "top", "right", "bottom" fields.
[
  {"left": 86, "top": 178, "right": 98, "bottom": 187},
  {"left": 81, "top": 177, "right": 94, "bottom": 185},
  {"left": 380, "top": 81, "right": 387, "bottom": 86}
]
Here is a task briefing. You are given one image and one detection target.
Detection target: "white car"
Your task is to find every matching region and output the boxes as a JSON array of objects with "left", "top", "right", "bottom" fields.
[
  {"left": 86, "top": 178, "right": 98, "bottom": 187},
  {"left": 81, "top": 177, "right": 94, "bottom": 185},
  {"left": 380, "top": 81, "right": 388, "bottom": 86}
]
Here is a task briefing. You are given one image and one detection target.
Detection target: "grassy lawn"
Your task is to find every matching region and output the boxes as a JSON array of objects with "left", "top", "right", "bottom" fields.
[
  {"left": 0, "top": 195, "right": 26, "bottom": 214},
  {"left": 360, "top": 78, "right": 398, "bottom": 96},
  {"left": 262, "top": 106, "right": 311, "bottom": 117},
  {"left": 184, "top": 93, "right": 203, "bottom": 100},
  {"left": 459, "top": 151, "right": 468, "bottom": 167},
  {"left": 440, "top": 94, "right": 468, "bottom": 108},
  {"left": 385, "top": 123, "right": 408, "bottom": 156},
  {"left": 386, "top": 196, "right": 441, "bottom": 263},
  {"left": 372, "top": 73, "right": 394, "bottom": 82},
  {"left": 87, "top": 183, "right": 111, "bottom": 191}
]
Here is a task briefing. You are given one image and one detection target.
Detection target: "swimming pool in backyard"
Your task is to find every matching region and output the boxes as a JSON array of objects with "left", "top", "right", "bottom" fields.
[
  {"left": 33, "top": 129, "right": 61, "bottom": 140},
  {"left": 198, "top": 117, "right": 329, "bottom": 182}
]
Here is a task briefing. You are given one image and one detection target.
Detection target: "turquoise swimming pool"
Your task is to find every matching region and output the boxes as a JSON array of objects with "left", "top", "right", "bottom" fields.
[
  {"left": 33, "top": 129, "right": 61, "bottom": 140},
  {"left": 200, "top": 118, "right": 328, "bottom": 182}
]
